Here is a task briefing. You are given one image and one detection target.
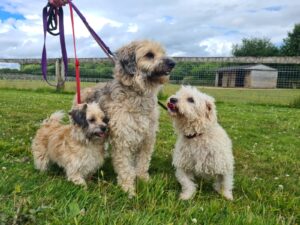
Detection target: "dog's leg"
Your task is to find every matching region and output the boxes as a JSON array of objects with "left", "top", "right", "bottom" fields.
[
  {"left": 66, "top": 169, "right": 87, "bottom": 188},
  {"left": 214, "top": 174, "right": 234, "bottom": 200},
  {"left": 135, "top": 134, "right": 156, "bottom": 182},
  {"left": 32, "top": 145, "right": 49, "bottom": 172},
  {"left": 111, "top": 145, "right": 136, "bottom": 197},
  {"left": 175, "top": 168, "right": 197, "bottom": 200}
]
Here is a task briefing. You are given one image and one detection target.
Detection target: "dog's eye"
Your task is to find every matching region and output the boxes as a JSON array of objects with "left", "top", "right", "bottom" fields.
[
  {"left": 88, "top": 117, "right": 96, "bottom": 123},
  {"left": 145, "top": 52, "right": 154, "bottom": 59},
  {"left": 103, "top": 117, "right": 110, "bottom": 124},
  {"left": 187, "top": 97, "right": 194, "bottom": 103}
]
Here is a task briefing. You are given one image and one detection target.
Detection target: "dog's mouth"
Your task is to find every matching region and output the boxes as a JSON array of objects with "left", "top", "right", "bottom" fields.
[
  {"left": 167, "top": 102, "right": 178, "bottom": 113},
  {"left": 151, "top": 69, "right": 172, "bottom": 77},
  {"left": 93, "top": 131, "right": 106, "bottom": 138}
]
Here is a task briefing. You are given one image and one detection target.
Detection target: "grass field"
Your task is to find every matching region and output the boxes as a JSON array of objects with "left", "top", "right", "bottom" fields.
[{"left": 0, "top": 84, "right": 299, "bottom": 224}]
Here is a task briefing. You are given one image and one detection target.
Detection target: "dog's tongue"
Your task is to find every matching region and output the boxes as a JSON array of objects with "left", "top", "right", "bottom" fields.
[
  {"left": 96, "top": 132, "right": 105, "bottom": 137},
  {"left": 167, "top": 102, "right": 176, "bottom": 110}
]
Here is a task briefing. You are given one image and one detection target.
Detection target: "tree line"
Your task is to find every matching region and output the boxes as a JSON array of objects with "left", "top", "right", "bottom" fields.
[{"left": 232, "top": 24, "right": 300, "bottom": 57}]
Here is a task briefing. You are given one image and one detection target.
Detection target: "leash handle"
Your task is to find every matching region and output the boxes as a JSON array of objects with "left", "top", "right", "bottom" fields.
[
  {"left": 49, "top": 0, "right": 67, "bottom": 7},
  {"left": 68, "top": 0, "right": 81, "bottom": 104}
]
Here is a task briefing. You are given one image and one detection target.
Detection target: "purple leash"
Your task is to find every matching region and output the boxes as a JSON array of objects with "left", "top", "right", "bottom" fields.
[
  {"left": 42, "top": 3, "right": 68, "bottom": 86},
  {"left": 41, "top": 1, "right": 115, "bottom": 87},
  {"left": 69, "top": 2, "right": 115, "bottom": 62}
]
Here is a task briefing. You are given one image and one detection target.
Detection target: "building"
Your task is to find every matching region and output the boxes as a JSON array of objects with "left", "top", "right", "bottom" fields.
[{"left": 215, "top": 64, "right": 278, "bottom": 88}]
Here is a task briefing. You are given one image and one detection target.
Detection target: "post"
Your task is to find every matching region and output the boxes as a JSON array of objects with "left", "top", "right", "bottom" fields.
[
  {"left": 55, "top": 58, "right": 65, "bottom": 91},
  {"left": 215, "top": 72, "right": 219, "bottom": 87}
]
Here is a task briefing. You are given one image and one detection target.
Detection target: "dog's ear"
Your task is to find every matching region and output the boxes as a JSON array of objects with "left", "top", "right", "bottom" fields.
[
  {"left": 205, "top": 100, "right": 214, "bottom": 120},
  {"left": 69, "top": 104, "right": 88, "bottom": 128},
  {"left": 115, "top": 45, "right": 136, "bottom": 76}
]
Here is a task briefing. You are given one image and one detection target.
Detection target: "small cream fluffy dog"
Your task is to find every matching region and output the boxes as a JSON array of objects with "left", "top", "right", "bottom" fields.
[
  {"left": 167, "top": 86, "right": 234, "bottom": 200},
  {"left": 32, "top": 102, "right": 109, "bottom": 187}
]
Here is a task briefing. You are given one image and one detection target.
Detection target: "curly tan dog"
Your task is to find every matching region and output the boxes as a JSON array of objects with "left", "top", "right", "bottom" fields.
[
  {"left": 73, "top": 40, "right": 176, "bottom": 196},
  {"left": 167, "top": 86, "right": 234, "bottom": 200},
  {"left": 32, "top": 103, "right": 109, "bottom": 187}
]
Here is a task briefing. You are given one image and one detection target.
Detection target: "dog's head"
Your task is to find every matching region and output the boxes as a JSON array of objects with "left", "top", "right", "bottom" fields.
[
  {"left": 167, "top": 86, "right": 217, "bottom": 131},
  {"left": 114, "top": 40, "right": 176, "bottom": 90},
  {"left": 69, "top": 102, "right": 109, "bottom": 140}
]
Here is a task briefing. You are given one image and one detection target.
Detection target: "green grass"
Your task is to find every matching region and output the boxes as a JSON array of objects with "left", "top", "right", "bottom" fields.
[
  {"left": 163, "top": 84, "right": 300, "bottom": 106},
  {"left": 0, "top": 86, "right": 299, "bottom": 224},
  {"left": 0, "top": 80, "right": 96, "bottom": 93},
  {"left": 290, "top": 95, "right": 300, "bottom": 108}
]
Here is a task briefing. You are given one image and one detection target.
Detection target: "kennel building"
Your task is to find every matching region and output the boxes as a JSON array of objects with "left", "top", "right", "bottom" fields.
[{"left": 215, "top": 64, "right": 278, "bottom": 88}]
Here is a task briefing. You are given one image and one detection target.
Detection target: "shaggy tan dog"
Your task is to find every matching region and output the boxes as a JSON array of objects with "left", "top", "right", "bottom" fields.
[
  {"left": 32, "top": 102, "right": 109, "bottom": 187},
  {"left": 73, "top": 40, "right": 176, "bottom": 196},
  {"left": 167, "top": 86, "right": 234, "bottom": 200}
]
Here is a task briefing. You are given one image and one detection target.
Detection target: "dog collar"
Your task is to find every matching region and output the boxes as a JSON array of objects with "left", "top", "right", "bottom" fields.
[{"left": 185, "top": 133, "right": 203, "bottom": 139}]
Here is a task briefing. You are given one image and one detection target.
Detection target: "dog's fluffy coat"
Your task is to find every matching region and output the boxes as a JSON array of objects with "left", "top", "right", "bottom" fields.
[
  {"left": 32, "top": 102, "right": 109, "bottom": 187},
  {"left": 167, "top": 86, "right": 234, "bottom": 200},
  {"left": 73, "top": 40, "right": 175, "bottom": 195}
]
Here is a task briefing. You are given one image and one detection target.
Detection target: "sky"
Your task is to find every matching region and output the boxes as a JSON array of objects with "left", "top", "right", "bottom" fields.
[{"left": 0, "top": 0, "right": 299, "bottom": 58}]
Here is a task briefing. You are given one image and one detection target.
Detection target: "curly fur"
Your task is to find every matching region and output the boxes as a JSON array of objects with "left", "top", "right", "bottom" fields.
[
  {"left": 72, "top": 40, "right": 176, "bottom": 196},
  {"left": 32, "top": 102, "right": 109, "bottom": 187},
  {"left": 167, "top": 86, "right": 234, "bottom": 200}
]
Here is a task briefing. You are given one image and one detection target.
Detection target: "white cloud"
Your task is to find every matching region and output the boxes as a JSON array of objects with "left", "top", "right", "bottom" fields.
[
  {"left": 199, "top": 39, "right": 233, "bottom": 56},
  {"left": 0, "top": 0, "right": 299, "bottom": 58},
  {"left": 170, "top": 51, "right": 187, "bottom": 57},
  {"left": 127, "top": 23, "right": 138, "bottom": 33}
]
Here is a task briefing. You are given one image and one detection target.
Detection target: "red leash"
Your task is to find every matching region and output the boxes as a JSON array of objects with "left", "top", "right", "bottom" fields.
[
  {"left": 42, "top": 0, "right": 115, "bottom": 105},
  {"left": 67, "top": 0, "right": 81, "bottom": 104}
]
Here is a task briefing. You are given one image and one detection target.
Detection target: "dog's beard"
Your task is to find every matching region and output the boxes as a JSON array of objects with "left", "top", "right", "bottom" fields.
[
  {"left": 167, "top": 103, "right": 198, "bottom": 122},
  {"left": 147, "top": 65, "right": 173, "bottom": 78},
  {"left": 84, "top": 127, "right": 106, "bottom": 140}
]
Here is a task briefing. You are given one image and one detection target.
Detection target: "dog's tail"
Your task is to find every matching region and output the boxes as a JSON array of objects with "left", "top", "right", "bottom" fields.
[{"left": 42, "top": 111, "right": 65, "bottom": 125}]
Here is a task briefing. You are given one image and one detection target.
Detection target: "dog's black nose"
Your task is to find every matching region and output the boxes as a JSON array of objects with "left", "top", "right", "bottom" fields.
[
  {"left": 165, "top": 58, "right": 176, "bottom": 69},
  {"left": 100, "top": 126, "right": 107, "bottom": 132},
  {"left": 170, "top": 98, "right": 178, "bottom": 104}
]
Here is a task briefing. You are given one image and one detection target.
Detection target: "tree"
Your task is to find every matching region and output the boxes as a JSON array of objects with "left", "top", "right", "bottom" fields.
[
  {"left": 232, "top": 38, "right": 279, "bottom": 56},
  {"left": 280, "top": 24, "right": 300, "bottom": 56}
]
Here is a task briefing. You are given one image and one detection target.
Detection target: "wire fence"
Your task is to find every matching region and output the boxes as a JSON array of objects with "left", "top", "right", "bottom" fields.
[
  {"left": 1, "top": 57, "right": 300, "bottom": 88},
  {"left": 0, "top": 57, "right": 299, "bottom": 106}
]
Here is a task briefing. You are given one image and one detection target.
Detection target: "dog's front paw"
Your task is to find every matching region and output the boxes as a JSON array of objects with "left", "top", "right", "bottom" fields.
[
  {"left": 137, "top": 173, "right": 150, "bottom": 182},
  {"left": 222, "top": 191, "right": 233, "bottom": 201},
  {"left": 128, "top": 190, "right": 136, "bottom": 199},
  {"left": 214, "top": 184, "right": 233, "bottom": 201},
  {"left": 179, "top": 190, "right": 195, "bottom": 200},
  {"left": 69, "top": 176, "right": 87, "bottom": 189},
  {"left": 119, "top": 181, "right": 136, "bottom": 198},
  {"left": 123, "top": 186, "right": 136, "bottom": 198}
]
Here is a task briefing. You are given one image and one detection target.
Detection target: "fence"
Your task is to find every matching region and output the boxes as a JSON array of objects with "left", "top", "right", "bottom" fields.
[
  {"left": 0, "top": 57, "right": 299, "bottom": 105},
  {"left": 1, "top": 57, "right": 300, "bottom": 88}
]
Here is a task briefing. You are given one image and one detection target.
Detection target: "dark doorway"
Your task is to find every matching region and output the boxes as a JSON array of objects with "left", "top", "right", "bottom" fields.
[
  {"left": 235, "top": 71, "right": 246, "bottom": 87},
  {"left": 218, "top": 73, "right": 223, "bottom": 87}
]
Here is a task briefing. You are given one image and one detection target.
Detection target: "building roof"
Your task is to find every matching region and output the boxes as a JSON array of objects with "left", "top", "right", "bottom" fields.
[{"left": 217, "top": 64, "right": 277, "bottom": 72}]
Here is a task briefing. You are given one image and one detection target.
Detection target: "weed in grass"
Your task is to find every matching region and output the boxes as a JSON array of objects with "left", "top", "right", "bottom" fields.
[{"left": 290, "top": 95, "right": 300, "bottom": 108}]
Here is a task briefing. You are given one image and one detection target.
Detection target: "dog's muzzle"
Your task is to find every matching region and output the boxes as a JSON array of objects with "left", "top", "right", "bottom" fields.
[
  {"left": 150, "top": 57, "right": 176, "bottom": 77},
  {"left": 93, "top": 125, "right": 108, "bottom": 138},
  {"left": 167, "top": 97, "right": 178, "bottom": 113},
  {"left": 163, "top": 58, "right": 176, "bottom": 75},
  {"left": 164, "top": 58, "right": 176, "bottom": 70}
]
